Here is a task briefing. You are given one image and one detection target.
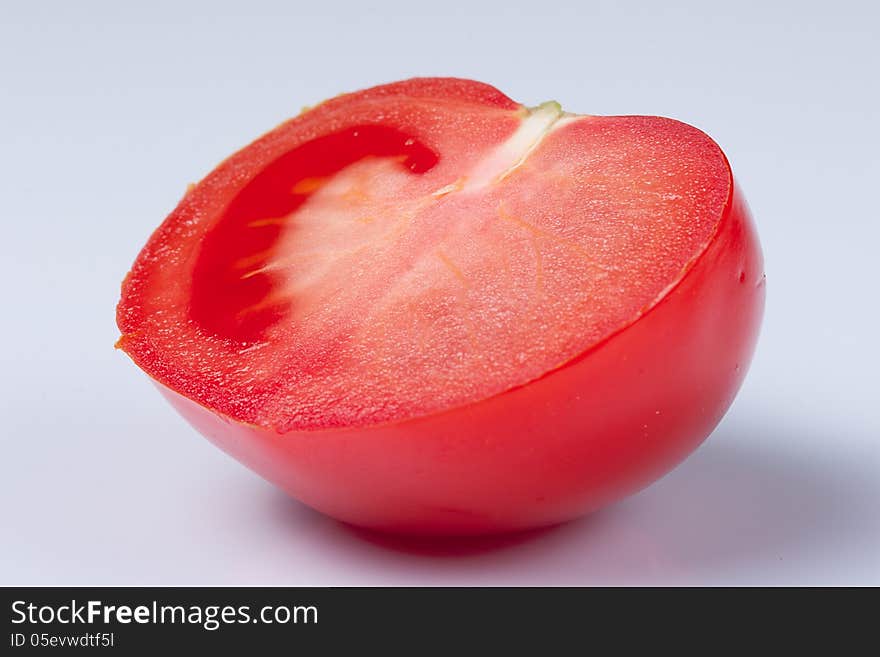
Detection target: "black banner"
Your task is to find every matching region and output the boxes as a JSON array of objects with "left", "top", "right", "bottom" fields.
[{"left": 1, "top": 587, "right": 869, "bottom": 651}]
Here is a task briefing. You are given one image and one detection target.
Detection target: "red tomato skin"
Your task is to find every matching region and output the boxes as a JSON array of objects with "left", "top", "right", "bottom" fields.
[{"left": 158, "top": 182, "right": 763, "bottom": 536}]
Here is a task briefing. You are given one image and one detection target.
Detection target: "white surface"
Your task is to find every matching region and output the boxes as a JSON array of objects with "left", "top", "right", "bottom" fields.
[{"left": 1, "top": 0, "right": 877, "bottom": 585}]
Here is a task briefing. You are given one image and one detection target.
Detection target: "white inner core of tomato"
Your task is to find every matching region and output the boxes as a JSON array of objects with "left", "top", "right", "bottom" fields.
[
  {"left": 436, "top": 101, "right": 572, "bottom": 195},
  {"left": 249, "top": 103, "right": 575, "bottom": 305}
]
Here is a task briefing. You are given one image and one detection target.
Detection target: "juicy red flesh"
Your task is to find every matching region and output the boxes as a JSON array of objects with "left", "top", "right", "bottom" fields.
[
  {"left": 191, "top": 125, "right": 438, "bottom": 343},
  {"left": 119, "top": 78, "right": 732, "bottom": 432}
]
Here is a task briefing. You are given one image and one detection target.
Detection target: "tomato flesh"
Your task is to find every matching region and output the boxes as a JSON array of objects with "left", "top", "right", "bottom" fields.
[{"left": 118, "top": 78, "right": 764, "bottom": 534}]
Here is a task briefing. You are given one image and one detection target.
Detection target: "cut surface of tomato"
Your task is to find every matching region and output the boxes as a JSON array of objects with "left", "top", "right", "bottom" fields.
[{"left": 118, "top": 78, "right": 731, "bottom": 432}]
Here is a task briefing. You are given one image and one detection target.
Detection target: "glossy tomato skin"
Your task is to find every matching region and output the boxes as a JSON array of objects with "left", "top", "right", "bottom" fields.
[{"left": 158, "top": 182, "right": 764, "bottom": 535}]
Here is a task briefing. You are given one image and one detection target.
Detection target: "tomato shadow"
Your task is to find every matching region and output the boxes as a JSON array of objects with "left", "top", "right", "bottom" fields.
[
  {"left": 339, "top": 523, "right": 569, "bottom": 558},
  {"left": 611, "top": 418, "right": 877, "bottom": 579},
  {"left": 263, "top": 414, "right": 878, "bottom": 584}
]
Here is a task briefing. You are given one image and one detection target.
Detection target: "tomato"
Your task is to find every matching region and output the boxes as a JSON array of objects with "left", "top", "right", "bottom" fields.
[{"left": 117, "top": 77, "right": 764, "bottom": 535}]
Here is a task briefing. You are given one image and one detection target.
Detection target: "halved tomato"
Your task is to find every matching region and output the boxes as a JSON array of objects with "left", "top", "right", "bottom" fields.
[{"left": 117, "top": 77, "right": 764, "bottom": 535}]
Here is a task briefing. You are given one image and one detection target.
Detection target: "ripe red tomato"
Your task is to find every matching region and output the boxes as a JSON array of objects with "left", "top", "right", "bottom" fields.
[{"left": 118, "top": 77, "right": 764, "bottom": 535}]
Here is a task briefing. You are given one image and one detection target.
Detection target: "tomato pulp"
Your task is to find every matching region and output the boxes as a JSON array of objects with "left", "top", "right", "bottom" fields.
[{"left": 118, "top": 78, "right": 764, "bottom": 535}]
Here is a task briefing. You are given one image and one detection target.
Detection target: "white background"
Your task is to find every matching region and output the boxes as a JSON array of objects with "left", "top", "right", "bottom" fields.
[{"left": 2, "top": 0, "right": 877, "bottom": 585}]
